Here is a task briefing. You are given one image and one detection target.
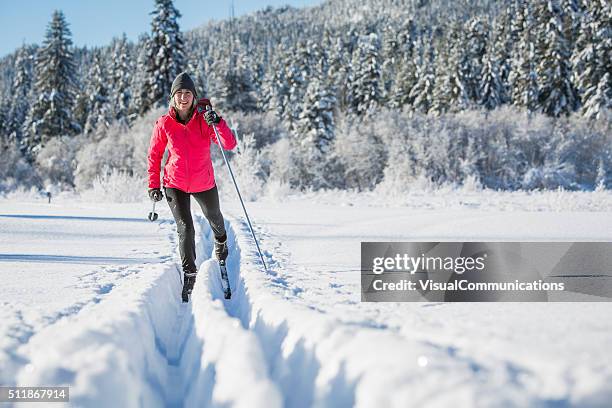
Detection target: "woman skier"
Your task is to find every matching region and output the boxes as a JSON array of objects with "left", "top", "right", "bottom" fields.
[{"left": 147, "top": 71, "right": 237, "bottom": 302}]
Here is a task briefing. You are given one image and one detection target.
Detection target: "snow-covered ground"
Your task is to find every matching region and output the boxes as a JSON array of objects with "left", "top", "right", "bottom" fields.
[{"left": 1, "top": 189, "right": 611, "bottom": 407}]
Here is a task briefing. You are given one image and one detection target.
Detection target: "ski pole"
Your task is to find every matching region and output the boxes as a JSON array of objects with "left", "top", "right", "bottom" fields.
[
  {"left": 205, "top": 106, "right": 268, "bottom": 273},
  {"left": 148, "top": 200, "right": 159, "bottom": 221}
]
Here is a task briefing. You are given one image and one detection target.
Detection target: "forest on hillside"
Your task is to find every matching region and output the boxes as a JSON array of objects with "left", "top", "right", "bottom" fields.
[{"left": 0, "top": 0, "right": 609, "bottom": 197}]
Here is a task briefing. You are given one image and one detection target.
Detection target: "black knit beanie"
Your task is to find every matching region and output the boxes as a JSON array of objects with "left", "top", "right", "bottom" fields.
[{"left": 170, "top": 72, "right": 197, "bottom": 99}]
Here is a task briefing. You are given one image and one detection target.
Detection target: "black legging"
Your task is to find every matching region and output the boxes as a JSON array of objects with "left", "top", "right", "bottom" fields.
[{"left": 164, "top": 186, "right": 226, "bottom": 275}]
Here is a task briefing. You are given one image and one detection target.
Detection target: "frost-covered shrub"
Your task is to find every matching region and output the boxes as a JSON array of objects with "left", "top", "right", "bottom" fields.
[
  {"left": 561, "top": 113, "right": 611, "bottom": 189},
  {"left": 74, "top": 122, "right": 134, "bottom": 190},
  {"left": 373, "top": 106, "right": 611, "bottom": 191},
  {"left": 74, "top": 108, "right": 162, "bottom": 192},
  {"left": 261, "top": 137, "right": 294, "bottom": 188},
  {"left": 0, "top": 143, "right": 39, "bottom": 191},
  {"left": 79, "top": 168, "right": 145, "bottom": 203},
  {"left": 128, "top": 107, "right": 165, "bottom": 179},
  {"left": 223, "top": 132, "right": 265, "bottom": 201},
  {"left": 35, "top": 135, "right": 79, "bottom": 188},
  {"left": 332, "top": 113, "right": 387, "bottom": 191},
  {"left": 374, "top": 109, "right": 418, "bottom": 194}
]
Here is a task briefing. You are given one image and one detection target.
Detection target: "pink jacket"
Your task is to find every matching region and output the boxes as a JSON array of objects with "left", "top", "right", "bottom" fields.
[{"left": 148, "top": 99, "right": 237, "bottom": 193}]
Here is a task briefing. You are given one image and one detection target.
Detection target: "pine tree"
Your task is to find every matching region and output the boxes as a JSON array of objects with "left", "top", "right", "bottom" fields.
[
  {"left": 347, "top": 32, "right": 383, "bottom": 115},
  {"left": 141, "top": 0, "right": 184, "bottom": 112},
  {"left": 410, "top": 41, "right": 435, "bottom": 114},
  {"left": 283, "top": 40, "right": 320, "bottom": 130},
  {"left": 0, "top": 102, "right": 8, "bottom": 146},
  {"left": 260, "top": 45, "right": 289, "bottom": 117},
  {"left": 23, "top": 10, "right": 79, "bottom": 157},
  {"left": 84, "top": 53, "right": 113, "bottom": 136},
  {"left": 72, "top": 75, "right": 92, "bottom": 132},
  {"left": 258, "top": 70, "right": 274, "bottom": 113},
  {"left": 479, "top": 42, "right": 504, "bottom": 110},
  {"left": 192, "top": 59, "right": 208, "bottom": 99},
  {"left": 460, "top": 17, "right": 488, "bottom": 104},
  {"left": 295, "top": 75, "right": 336, "bottom": 154},
  {"left": 6, "top": 45, "right": 34, "bottom": 149},
  {"left": 534, "top": 0, "right": 579, "bottom": 117},
  {"left": 492, "top": 7, "right": 516, "bottom": 104},
  {"left": 572, "top": 0, "right": 611, "bottom": 119},
  {"left": 431, "top": 24, "right": 468, "bottom": 114},
  {"left": 293, "top": 77, "right": 337, "bottom": 188},
  {"left": 391, "top": 54, "right": 417, "bottom": 110},
  {"left": 584, "top": 72, "right": 611, "bottom": 120},
  {"left": 218, "top": 52, "right": 258, "bottom": 113},
  {"left": 396, "top": 19, "right": 416, "bottom": 65},
  {"left": 328, "top": 36, "right": 350, "bottom": 112},
  {"left": 509, "top": 2, "right": 539, "bottom": 113},
  {"left": 130, "top": 33, "right": 151, "bottom": 118},
  {"left": 381, "top": 22, "right": 400, "bottom": 106},
  {"left": 109, "top": 34, "right": 133, "bottom": 124},
  {"left": 390, "top": 19, "right": 417, "bottom": 109},
  {"left": 559, "top": 0, "right": 582, "bottom": 46}
]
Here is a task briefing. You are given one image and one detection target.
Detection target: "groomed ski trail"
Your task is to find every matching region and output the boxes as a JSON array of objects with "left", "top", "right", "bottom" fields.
[
  {"left": 11, "top": 211, "right": 282, "bottom": 408},
  {"left": 9, "top": 203, "right": 610, "bottom": 407},
  {"left": 217, "top": 212, "right": 612, "bottom": 408}
]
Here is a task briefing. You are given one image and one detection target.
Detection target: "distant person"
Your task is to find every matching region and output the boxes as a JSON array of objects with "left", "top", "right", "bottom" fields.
[{"left": 147, "top": 72, "right": 237, "bottom": 301}]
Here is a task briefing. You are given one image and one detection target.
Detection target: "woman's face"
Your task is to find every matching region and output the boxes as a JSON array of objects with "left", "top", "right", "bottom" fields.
[{"left": 174, "top": 89, "right": 194, "bottom": 113}]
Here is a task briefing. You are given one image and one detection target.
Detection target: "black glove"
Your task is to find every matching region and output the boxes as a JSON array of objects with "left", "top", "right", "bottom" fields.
[
  {"left": 148, "top": 188, "right": 163, "bottom": 202},
  {"left": 204, "top": 109, "right": 221, "bottom": 125}
]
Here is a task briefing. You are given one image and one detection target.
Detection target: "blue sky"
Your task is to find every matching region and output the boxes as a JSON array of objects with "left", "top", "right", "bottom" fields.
[{"left": 0, "top": 0, "right": 323, "bottom": 58}]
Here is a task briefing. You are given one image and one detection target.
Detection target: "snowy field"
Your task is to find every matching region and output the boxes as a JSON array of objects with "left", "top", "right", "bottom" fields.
[{"left": 1, "top": 189, "right": 611, "bottom": 407}]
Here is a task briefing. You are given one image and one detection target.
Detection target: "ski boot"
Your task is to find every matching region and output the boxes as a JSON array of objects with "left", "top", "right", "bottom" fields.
[
  {"left": 214, "top": 235, "right": 231, "bottom": 299},
  {"left": 182, "top": 272, "right": 197, "bottom": 303}
]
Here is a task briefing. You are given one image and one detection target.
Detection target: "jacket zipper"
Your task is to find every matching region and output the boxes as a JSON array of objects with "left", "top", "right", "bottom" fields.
[{"left": 185, "top": 124, "right": 191, "bottom": 192}]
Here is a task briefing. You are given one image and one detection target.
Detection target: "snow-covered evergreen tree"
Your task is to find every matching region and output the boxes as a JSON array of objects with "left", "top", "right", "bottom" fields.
[
  {"left": 84, "top": 52, "right": 113, "bottom": 136},
  {"left": 23, "top": 10, "right": 79, "bottom": 157},
  {"left": 0, "top": 102, "right": 8, "bottom": 145},
  {"left": 460, "top": 17, "right": 488, "bottom": 104},
  {"left": 109, "top": 34, "right": 132, "bottom": 124},
  {"left": 282, "top": 40, "right": 316, "bottom": 129},
  {"left": 381, "top": 22, "right": 400, "bottom": 106},
  {"left": 409, "top": 42, "right": 435, "bottom": 114},
  {"left": 218, "top": 52, "right": 258, "bottom": 113},
  {"left": 390, "top": 19, "right": 417, "bottom": 109},
  {"left": 296, "top": 78, "right": 336, "bottom": 154},
  {"left": 347, "top": 33, "right": 383, "bottom": 115},
  {"left": 260, "top": 45, "right": 290, "bottom": 117},
  {"left": 479, "top": 42, "right": 504, "bottom": 110},
  {"left": 583, "top": 72, "right": 611, "bottom": 120},
  {"left": 391, "top": 55, "right": 417, "bottom": 110},
  {"left": 328, "top": 35, "right": 351, "bottom": 112},
  {"left": 141, "top": 0, "right": 184, "bottom": 112},
  {"left": 572, "top": 0, "right": 611, "bottom": 119},
  {"left": 6, "top": 45, "right": 33, "bottom": 149},
  {"left": 293, "top": 77, "right": 337, "bottom": 188},
  {"left": 509, "top": 3, "right": 539, "bottom": 113},
  {"left": 492, "top": 5, "right": 516, "bottom": 104},
  {"left": 130, "top": 34, "right": 151, "bottom": 118},
  {"left": 534, "top": 0, "right": 579, "bottom": 117},
  {"left": 192, "top": 59, "right": 208, "bottom": 99},
  {"left": 72, "top": 86, "right": 91, "bottom": 132},
  {"left": 431, "top": 23, "right": 468, "bottom": 114}
]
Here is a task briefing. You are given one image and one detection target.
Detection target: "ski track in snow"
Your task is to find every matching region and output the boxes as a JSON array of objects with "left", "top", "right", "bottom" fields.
[
  {"left": 1, "top": 198, "right": 612, "bottom": 407},
  {"left": 221, "top": 200, "right": 612, "bottom": 408}
]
